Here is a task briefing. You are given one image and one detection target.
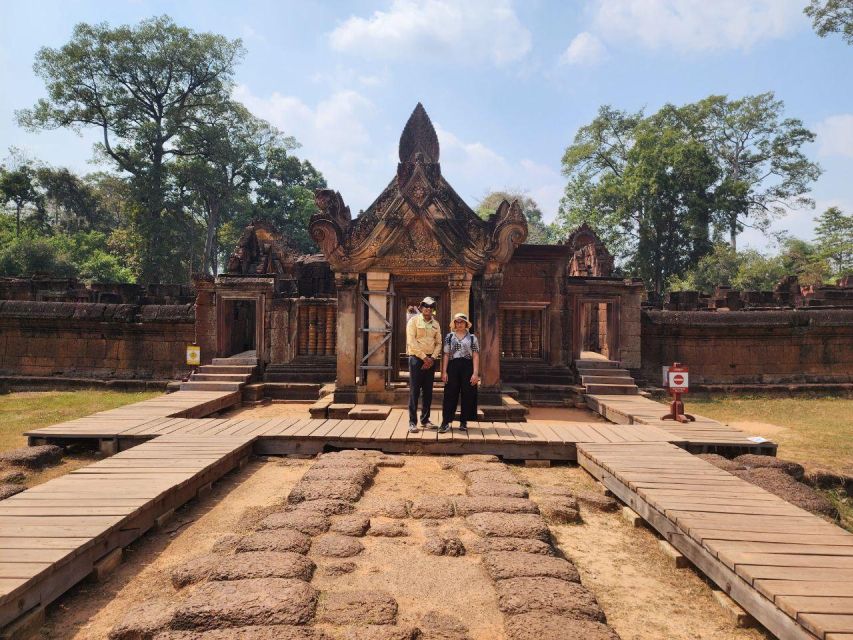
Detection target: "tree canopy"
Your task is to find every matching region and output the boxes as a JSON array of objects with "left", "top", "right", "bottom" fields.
[
  {"left": 558, "top": 94, "right": 821, "bottom": 292},
  {"left": 475, "top": 190, "right": 559, "bottom": 244},
  {"left": 805, "top": 0, "right": 853, "bottom": 44}
]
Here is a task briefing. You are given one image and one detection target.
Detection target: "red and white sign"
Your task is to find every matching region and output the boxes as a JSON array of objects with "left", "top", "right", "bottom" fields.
[{"left": 667, "top": 367, "right": 689, "bottom": 394}]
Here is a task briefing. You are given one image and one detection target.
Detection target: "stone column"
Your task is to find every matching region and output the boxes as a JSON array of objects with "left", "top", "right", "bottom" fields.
[
  {"left": 193, "top": 277, "right": 216, "bottom": 365},
  {"left": 448, "top": 272, "right": 473, "bottom": 318},
  {"left": 335, "top": 272, "right": 359, "bottom": 399},
  {"left": 365, "top": 271, "right": 391, "bottom": 393},
  {"left": 479, "top": 271, "right": 503, "bottom": 404}
]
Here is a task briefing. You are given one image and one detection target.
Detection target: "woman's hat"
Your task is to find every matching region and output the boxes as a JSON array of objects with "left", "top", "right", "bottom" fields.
[{"left": 452, "top": 313, "right": 472, "bottom": 329}]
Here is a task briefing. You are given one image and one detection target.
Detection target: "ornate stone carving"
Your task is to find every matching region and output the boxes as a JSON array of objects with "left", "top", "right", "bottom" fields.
[
  {"left": 310, "top": 103, "right": 528, "bottom": 276},
  {"left": 564, "top": 223, "right": 614, "bottom": 277},
  {"left": 310, "top": 190, "right": 352, "bottom": 259},
  {"left": 224, "top": 220, "right": 298, "bottom": 277}
]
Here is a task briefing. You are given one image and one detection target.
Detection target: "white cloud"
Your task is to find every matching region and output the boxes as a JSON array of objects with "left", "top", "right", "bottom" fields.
[
  {"left": 560, "top": 32, "right": 607, "bottom": 66},
  {"left": 329, "top": 0, "right": 532, "bottom": 66},
  {"left": 815, "top": 114, "right": 853, "bottom": 159},
  {"left": 233, "top": 85, "right": 382, "bottom": 206},
  {"left": 586, "top": 0, "right": 803, "bottom": 53}
]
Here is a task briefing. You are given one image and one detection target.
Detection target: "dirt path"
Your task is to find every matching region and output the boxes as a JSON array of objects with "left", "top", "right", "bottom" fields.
[{"left": 518, "top": 464, "right": 772, "bottom": 640}]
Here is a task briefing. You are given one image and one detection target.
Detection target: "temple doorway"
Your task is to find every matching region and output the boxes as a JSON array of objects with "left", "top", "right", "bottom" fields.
[
  {"left": 220, "top": 299, "right": 257, "bottom": 357},
  {"left": 392, "top": 285, "right": 449, "bottom": 382},
  {"left": 578, "top": 300, "right": 619, "bottom": 361}
]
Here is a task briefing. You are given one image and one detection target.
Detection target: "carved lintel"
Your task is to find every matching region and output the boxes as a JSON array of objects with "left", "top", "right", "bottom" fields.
[{"left": 448, "top": 272, "right": 473, "bottom": 291}]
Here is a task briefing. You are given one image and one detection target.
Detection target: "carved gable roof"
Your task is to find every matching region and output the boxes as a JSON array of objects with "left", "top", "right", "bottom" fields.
[
  {"left": 564, "top": 223, "right": 614, "bottom": 277},
  {"left": 224, "top": 220, "right": 299, "bottom": 277},
  {"left": 309, "top": 103, "right": 528, "bottom": 274}
]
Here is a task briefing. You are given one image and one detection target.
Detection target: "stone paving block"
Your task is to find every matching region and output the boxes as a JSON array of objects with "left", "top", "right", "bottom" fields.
[
  {"left": 316, "top": 591, "right": 398, "bottom": 625},
  {"left": 170, "top": 552, "right": 315, "bottom": 588},
  {"left": 482, "top": 552, "right": 580, "bottom": 582},
  {"left": 258, "top": 510, "right": 330, "bottom": 536},
  {"left": 495, "top": 577, "right": 604, "bottom": 619},
  {"left": 312, "top": 533, "right": 364, "bottom": 557},
  {"left": 235, "top": 530, "right": 312, "bottom": 555},
  {"left": 465, "top": 513, "right": 550, "bottom": 541}
]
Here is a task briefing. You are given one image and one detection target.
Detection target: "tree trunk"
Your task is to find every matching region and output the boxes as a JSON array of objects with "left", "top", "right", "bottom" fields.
[
  {"left": 730, "top": 211, "right": 738, "bottom": 252},
  {"left": 15, "top": 203, "right": 21, "bottom": 237},
  {"left": 203, "top": 200, "right": 219, "bottom": 276}
]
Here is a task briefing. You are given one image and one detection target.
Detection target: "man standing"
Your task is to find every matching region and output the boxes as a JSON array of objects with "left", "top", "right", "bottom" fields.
[{"left": 406, "top": 296, "right": 441, "bottom": 433}]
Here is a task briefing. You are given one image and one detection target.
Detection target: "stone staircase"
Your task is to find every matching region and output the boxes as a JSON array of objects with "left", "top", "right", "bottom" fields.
[
  {"left": 180, "top": 351, "right": 258, "bottom": 392},
  {"left": 264, "top": 356, "right": 336, "bottom": 383},
  {"left": 575, "top": 357, "right": 639, "bottom": 395}
]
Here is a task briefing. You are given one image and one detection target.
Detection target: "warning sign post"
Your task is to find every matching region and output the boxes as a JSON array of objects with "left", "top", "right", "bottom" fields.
[{"left": 661, "top": 362, "right": 695, "bottom": 423}]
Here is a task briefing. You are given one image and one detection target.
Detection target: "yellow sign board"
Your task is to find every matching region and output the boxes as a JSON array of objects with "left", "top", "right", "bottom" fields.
[{"left": 186, "top": 344, "right": 201, "bottom": 366}]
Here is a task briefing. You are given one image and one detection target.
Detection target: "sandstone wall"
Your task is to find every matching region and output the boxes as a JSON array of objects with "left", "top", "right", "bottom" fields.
[
  {"left": 641, "top": 309, "right": 853, "bottom": 385},
  {"left": 0, "top": 301, "right": 195, "bottom": 380}
]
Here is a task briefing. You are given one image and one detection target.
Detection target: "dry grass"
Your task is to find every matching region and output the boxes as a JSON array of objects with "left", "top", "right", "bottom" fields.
[
  {"left": 0, "top": 389, "right": 160, "bottom": 451},
  {"left": 687, "top": 392, "right": 853, "bottom": 474}
]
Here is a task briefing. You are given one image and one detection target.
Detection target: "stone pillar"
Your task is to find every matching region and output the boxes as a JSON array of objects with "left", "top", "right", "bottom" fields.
[
  {"left": 365, "top": 272, "right": 391, "bottom": 393},
  {"left": 193, "top": 278, "right": 216, "bottom": 365},
  {"left": 335, "top": 273, "right": 359, "bottom": 399},
  {"left": 479, "top": 271, "right": 503, "bottom": 404},
  {"left": 448, "top": 272, "right": 473, "bottom": 318}
]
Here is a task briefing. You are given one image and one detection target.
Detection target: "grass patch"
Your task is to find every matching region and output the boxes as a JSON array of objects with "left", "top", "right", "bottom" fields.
[
  {"left": 0, "top": 389, "right": 161, "bottom": 451},
  {"left": 688, "top": 392, "right": 853, "bottom": 474}
]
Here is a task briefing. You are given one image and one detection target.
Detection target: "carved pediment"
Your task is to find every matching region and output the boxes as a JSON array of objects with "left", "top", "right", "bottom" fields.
[
  {"left": 564, "top": 223, "right": 614, "bottom": 277},
  {"left": 225, "top": 220, "right": 299, "bottom": 277},
  {"left": 309, "top": 103, "right": 528, "bottom": 274}
]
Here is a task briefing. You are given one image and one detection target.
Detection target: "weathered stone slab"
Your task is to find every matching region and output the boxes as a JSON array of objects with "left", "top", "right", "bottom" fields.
[
  {"left": 312, "top": 533, "right": 364, "bottom": 557},
  {"left": 330, "top": 514, "right": 371, "bottom": 537},
  {"left": 109, "top": 599, "right": 176, "bottom": 640},
  {"left": 504, "top": 613, "right": 620, "bottom": 640},
  {"left": 465, "top": 513, "right": 550, "bottom": 541},
  {"left": 171, "top": 578, "right": 318, "bottom": 629},
  {"left": 467, "top": 537, "right": 554, "bottom": 556},
  {"left": 482, "top": 552, "right": 580, "bottom": 582},
  {"left": 235, "top": 530, "right": 312, "bottom": 555},
  {"left": 288, "top": 480, "right": 364, "bottom": 504},
  {"left": 496, "top": 577, "right": 604, "bottom": 619},
  {"left": 407, "top": 497, "right": 454, "bottom": 519},
  {"left": 258, "top": 510, "right": 330, "bottom": 535},
  {"left": 0, "top": 444, "right": 63, "bottom": 469},
  {"left": 170, "top": 552, "right": 315, "bottom": 588},
  {"left": 466, "top": 482, "right": 528, "bottom": 499},
  {"left": 316, "top": 591, "right": 398, "bottom": 625},
  {"left": 453, "top": 497, "right": 538, "bottom": 515}
]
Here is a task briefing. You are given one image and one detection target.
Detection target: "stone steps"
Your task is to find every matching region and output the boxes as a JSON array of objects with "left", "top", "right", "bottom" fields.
[
  {"left": 580, "top": 375, "right": 636, "bottom": 385},
  {"left": 200, "top": 365, "right": 257, "bottom": 375},
  {"left": 584, "top": 383, "right": 639, "bottom": 395},
  {"left": 575, "top": 358, "right": 639, "bottom": 395},
  {"left": 573, "top": 358, "right": 620, "bottom": 369},
  {"left": 212, "top": 356, "right": 258, "bottom": 366},
  {"left": 191, "top": 373, "right": 252, "bottom": 383},
  {"left": 179, "top": 380, "right": 244, "bottom": 392}
]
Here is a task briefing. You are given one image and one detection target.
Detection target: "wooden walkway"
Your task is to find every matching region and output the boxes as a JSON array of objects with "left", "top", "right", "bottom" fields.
[
  {"left": 586, "top": 394, "right": 777, "bottom": 454},
  {"left": 0, "top": 434, "right": 252, "bottom": 630},
  {"left": 25, "top": 408, "right": 773, "bottom": 460},
  {"left": 578, "top": 441, "right": 853, "bottom": 640}
]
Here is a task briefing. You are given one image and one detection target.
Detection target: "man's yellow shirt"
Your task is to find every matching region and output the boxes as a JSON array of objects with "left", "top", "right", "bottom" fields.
[{"left": 406, "top": 314, "right": 441, "bottom": 361}]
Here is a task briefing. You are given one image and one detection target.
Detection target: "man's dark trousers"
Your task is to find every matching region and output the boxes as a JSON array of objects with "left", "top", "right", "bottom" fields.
[{"left": 408, "top": 355, "right": 436, "bottom": 425}]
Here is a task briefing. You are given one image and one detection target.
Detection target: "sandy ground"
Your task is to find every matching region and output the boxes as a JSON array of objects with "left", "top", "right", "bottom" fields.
[
  {"left": 518, "top": 464, "right": 771, "bottom": 640},
  {"left": 313, "top": 456, "right": 505, "bottom": 639},
  {"left": 41, "top": 458, "right": 311, "bottom": 639}
]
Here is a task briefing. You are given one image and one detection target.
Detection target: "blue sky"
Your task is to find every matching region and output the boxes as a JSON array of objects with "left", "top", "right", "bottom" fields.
[{"left": 2, "top": 0, "right": 852, "bottom": 251}]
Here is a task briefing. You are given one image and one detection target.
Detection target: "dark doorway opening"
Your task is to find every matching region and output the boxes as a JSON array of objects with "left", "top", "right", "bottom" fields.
[
  {"left": 225, "top": 299, "right": 256, "bottom": 356},
  {"left": 578, "top": 301, "right": 618, "bottom": 361}
]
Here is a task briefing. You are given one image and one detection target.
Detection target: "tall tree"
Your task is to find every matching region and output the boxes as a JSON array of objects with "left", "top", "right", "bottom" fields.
[
  {"left": 36, "top": 167, "right": 112, "bottom": 232},
  {"left": 17, "top": 16, "right": 245, "bottom": 283},
  {"left": 674, "top": 93, "right": 820, "bottom": 250},
  {"left": 805, "top": 0, "right": 853, "bottom": 44},
  {"left": 177, "top": 102, "right": 279, "bottom": 275},
  {"left": 814, "top": 206, "right": 853, "bottom": 276},
  {"left": 0, "top": 163, "right": 43, "bottom": 236},
  {"left": 475, "top": 190, "right": 559, "bottom": 244}
]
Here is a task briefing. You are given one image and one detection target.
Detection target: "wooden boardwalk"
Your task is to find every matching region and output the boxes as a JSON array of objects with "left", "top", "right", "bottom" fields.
[
  {"left": 578, "top": 441, "right": 853, "bottom": 640},
  {"left": 586, "top": 394, "right": 777, "bottom": 454},
  {"left": 0, "top": 434, "right": 252, "bottom": 630},
  {"left": 25, "top": 408, "right": 772, "bottom": 459}
]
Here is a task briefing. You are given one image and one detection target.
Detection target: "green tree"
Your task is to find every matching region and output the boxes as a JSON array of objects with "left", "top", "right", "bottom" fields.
[
  {"left": 35, "top": 167, "right": 113, "bottom": 232},
  {"left": 0, "top": 163, "right": 43, "bottom": 236},
  {"left": 475, "top": 190, "right": 559, "bottom": 244},
  {"left": 805, "top": 0, "right": 853, "bottom": 44},
  {"left": 18, "top": 16, "right": 245, "bottom": 284},
  {"left": 814, "top": 206, "right": 853, "bottom": 277},
  {"left": 177, "top": 102, "right": 279, "bottom": 275},
  {"left": 251, "top": 145, "right": 327, "bottom": 254},
  {"left": 668, "top": 243, "right": 742, "bottom": 293},
  {"left": 673, "top": 93, "right": 820, "bottom": 250}
]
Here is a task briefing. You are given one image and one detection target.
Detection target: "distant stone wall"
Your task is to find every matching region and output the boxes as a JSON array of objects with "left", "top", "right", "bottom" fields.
[
  {"left": 0, "top": 301, "right": 195, "bottom": 381},
  {"left": 641, "top": 309, "right": 853, "bottom": 385}
]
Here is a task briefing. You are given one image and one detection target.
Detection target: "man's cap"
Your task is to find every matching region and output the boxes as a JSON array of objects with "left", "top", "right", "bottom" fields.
[{"left": 419, "top": 296, "right": 436, "bottom": 307}]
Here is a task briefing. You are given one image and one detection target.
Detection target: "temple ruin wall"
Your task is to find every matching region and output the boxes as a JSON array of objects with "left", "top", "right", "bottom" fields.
[
  {"left": 0, "top": 301, "right": 195, "bottom": 381},
  {"left": 641, "top": 308, "right": 853, "bottom": 385}
]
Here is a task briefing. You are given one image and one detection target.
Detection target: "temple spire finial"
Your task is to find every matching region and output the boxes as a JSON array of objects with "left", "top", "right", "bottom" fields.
[{"left": 399, "top": 103, "right": 440, "bottom": 163}]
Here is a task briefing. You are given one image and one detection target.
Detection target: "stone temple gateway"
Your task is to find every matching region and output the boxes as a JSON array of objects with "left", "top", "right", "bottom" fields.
[{"left": 194, "top": 104, "right": 644, "bottom": 410}]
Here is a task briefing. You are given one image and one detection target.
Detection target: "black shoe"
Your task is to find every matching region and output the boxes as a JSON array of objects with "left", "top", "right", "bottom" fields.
[
  {"left": 458, "top": 423, "right": 468, "bottom": 432},
  {"left": 438, "top": 423, "right": 450, "bottom": 434}
]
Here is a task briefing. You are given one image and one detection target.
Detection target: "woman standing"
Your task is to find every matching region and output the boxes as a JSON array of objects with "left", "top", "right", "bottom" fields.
[{"left": 439, "top": 313, "right": 480, "bottom": 433}]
